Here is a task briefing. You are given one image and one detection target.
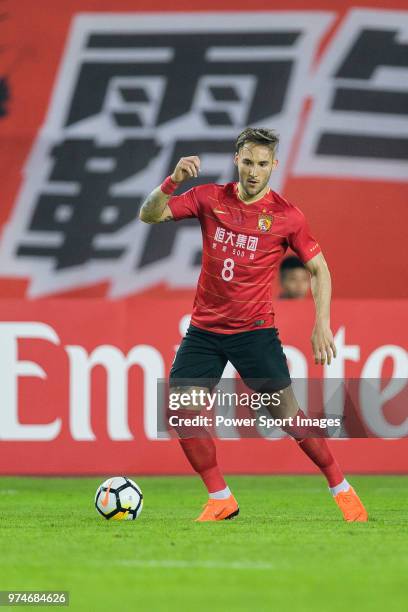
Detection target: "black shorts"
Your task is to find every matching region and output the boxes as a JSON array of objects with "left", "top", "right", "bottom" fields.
[{"left": 170, "top": 324, "right": 291, "bottom": 392}]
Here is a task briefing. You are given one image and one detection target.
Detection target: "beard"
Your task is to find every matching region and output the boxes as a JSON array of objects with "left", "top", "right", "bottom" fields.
[{"left": 243, "top": 178, "right": 267, "bottom": 197}]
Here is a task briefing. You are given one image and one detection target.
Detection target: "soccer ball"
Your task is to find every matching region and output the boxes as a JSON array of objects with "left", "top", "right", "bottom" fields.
[{"left": 95, "top": 477, "right": 143, "bottom": 521}]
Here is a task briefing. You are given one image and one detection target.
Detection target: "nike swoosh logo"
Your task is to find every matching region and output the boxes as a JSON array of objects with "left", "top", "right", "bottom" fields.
[
  {"left": 213, "top": 209, "right": 228, "bottom": 214},
  {"left": 101, "top": 480, "right": 113, "bottom": 507}
]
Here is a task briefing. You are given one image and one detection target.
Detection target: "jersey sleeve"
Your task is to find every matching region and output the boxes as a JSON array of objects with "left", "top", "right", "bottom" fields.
[
  {"left": 287, "top": 208, "right": 321, "bottom": 263},
  {"left": 167, "top": 187, "right": 200, "bottom": 220}
]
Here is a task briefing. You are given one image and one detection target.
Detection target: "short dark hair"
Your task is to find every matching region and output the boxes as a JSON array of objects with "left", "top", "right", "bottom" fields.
[
  {"left": 279, "top": 256, "right": 305, "bottom": 279},
  {"left": 236, "top": 127, "right": 279, "bottom": 157}
]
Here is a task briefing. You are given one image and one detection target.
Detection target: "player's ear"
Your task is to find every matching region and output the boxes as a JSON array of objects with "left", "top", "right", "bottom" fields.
[
  {"left": 272, "top": 158, "right": 279, "bottom": 170},
  {"left": 233, "top": 153, "right": 239, "bottom": 166}
]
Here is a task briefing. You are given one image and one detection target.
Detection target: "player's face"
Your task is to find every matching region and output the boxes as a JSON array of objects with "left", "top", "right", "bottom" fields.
[
  {"left": 281, "top": 269, "right": 310, "bottom": 299},
  {"left": 235, "top": 143, "right": 278, "bottom": 198}
]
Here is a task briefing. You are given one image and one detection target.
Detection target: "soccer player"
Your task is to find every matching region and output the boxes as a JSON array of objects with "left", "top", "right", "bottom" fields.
[{"left": 139, "top": 127, "right": 368, "bottom": 523}]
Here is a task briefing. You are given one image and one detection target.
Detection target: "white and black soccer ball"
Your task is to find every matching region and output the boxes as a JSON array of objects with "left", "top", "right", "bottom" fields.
[{"left": 95, "top": 477, "right": 143, "bottom": 521}]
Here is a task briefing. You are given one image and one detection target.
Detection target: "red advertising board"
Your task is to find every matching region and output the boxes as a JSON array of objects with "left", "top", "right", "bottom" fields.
[{"left": 0, "top": 298, "right": 407, "bottom": 474}]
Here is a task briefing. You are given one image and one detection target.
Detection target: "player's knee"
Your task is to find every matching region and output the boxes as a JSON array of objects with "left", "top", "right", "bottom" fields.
[
  {"left": 166, "top": 388, "right": 204, "bottom": 438},
  {"left": 169, "top": 415, "right": 202, "bottom": 439}
]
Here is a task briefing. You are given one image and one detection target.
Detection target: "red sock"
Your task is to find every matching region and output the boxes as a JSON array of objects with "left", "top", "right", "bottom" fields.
[
  {"left": 296, "top": 438, "right": 344, "bottom": 487},
  {"left": 283, "top": 409, "right": 344, "bottom": 487},
  {"left": 179, "top": 437, "right": 227, "bottom": 493},
  {"left": 167, "top": 408, "right": 226, "bottom": 493}
]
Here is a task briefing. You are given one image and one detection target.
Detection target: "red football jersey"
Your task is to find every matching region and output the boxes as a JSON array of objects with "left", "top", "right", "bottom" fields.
[{"left": 167, "top": 182, "right": 321, "bottom": 334}]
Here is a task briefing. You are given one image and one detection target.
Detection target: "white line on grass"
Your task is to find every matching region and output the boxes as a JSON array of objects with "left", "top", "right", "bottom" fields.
[{"left": 114, "top": 560, "right": 275, "bottom": 570}]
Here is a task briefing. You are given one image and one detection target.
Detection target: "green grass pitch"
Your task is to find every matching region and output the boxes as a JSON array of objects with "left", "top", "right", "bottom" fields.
[{"left": 1, "top": 475, "right": 407, "bottom": 611}]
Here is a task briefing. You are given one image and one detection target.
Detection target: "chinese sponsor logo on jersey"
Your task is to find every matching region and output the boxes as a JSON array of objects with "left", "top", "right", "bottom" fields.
[{"left": 213, "top": 226, "right": 258, "bottom": 259}]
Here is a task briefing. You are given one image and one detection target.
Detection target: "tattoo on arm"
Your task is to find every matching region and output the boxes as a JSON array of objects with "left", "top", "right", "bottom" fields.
[{"left": 139, "top": 186, "right": 170, "bottom": 223}]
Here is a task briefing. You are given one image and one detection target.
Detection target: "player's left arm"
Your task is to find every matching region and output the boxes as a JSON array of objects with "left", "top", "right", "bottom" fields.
[{"left": 304, "top": 253, "right": 337, "bottom": 365}]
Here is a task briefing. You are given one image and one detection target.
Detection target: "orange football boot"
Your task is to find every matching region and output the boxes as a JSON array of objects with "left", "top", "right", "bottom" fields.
[
  {"left": 195, "top": 495, "right": 239, "bottom": 522},
  {"left": 334, "top": 487, "right": 368, "bottom": 522}
]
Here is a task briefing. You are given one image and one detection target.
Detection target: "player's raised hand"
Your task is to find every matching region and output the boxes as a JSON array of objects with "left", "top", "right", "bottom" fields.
[
  {"left": 171, "top": 156, "right": 201, "bottom": 183},
  {"left": 311, "top": 323, "right": 337, "bottom": 365}
]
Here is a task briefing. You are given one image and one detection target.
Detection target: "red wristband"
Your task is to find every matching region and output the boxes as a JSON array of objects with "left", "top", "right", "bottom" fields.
[{"left": 160, "top": 175, "right": 179, "bottom": 195}]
